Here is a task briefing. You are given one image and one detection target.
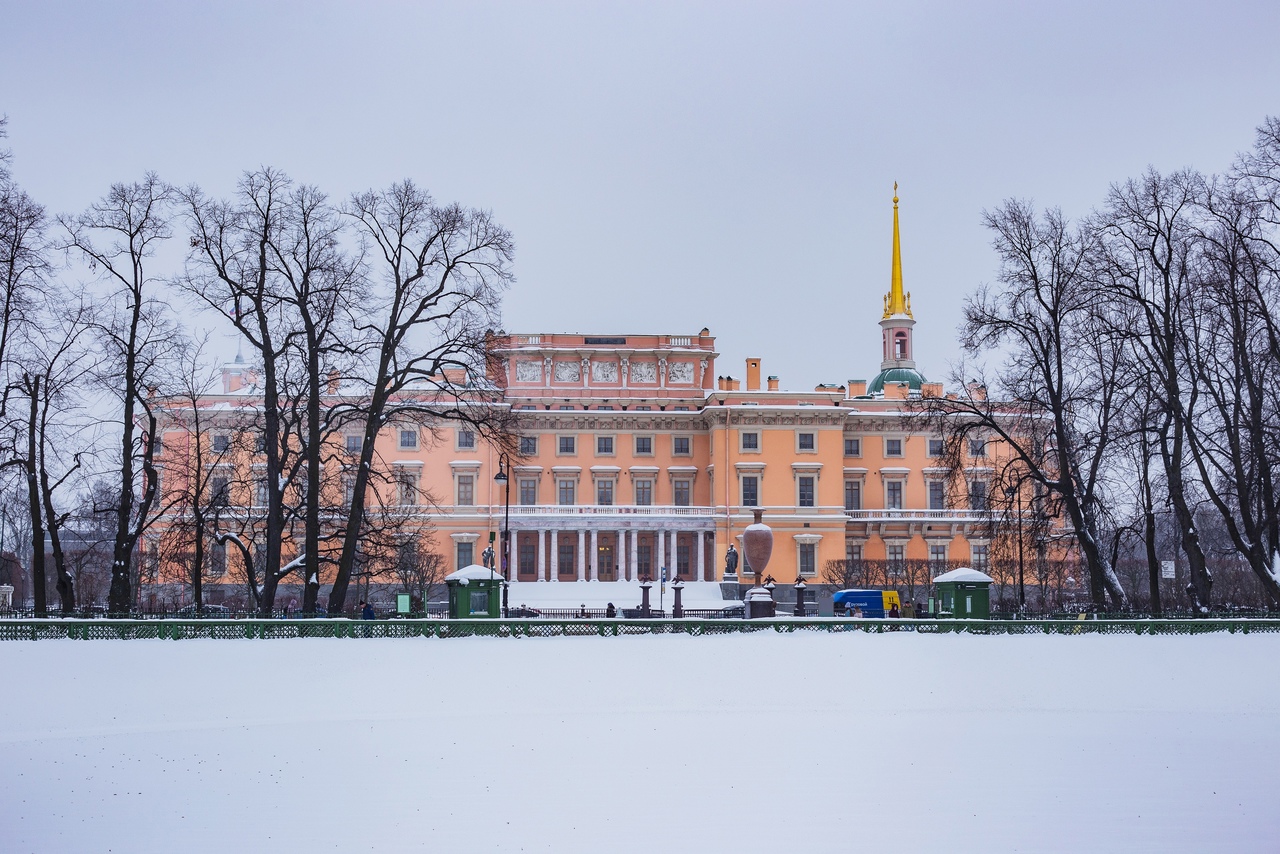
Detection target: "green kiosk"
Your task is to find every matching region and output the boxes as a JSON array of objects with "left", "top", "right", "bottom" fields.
[
  {"left": 445, "top": 565, "right": 504, "bottom": 619},
  {"left": 931, "top": 567, "right": 994, "bottom": 619}
]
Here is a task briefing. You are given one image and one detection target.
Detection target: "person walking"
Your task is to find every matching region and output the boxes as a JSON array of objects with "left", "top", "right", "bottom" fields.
[{"left": 360, "top": 600, "right": 375, "bottom": 637}]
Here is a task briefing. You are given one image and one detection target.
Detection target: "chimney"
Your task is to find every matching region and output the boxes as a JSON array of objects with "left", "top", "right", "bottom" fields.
[
  {"left": 726, "top": 376, "right": 741, "bottom": 391},
  {"left": 767, "top": 375, "right": 779, "bottom": 391},
  {"left": 922, "top": 382, "right": 943, "bottom": 398},
  {"left": 966, "top": 381, "right": 988, "bottom": 402},
  {"left": 885, "top": 382, "right": 909, "bottom": 400},
  {"left": 327, "top": 369, "right": 341, "bottom": 395},
  {"left": 847, "top": 379, "right": 867, "bottom": 397},
  {"left": 745, "top": 358, "right": 761, "bottom": 391},
  {"left": 717, "top": 376, "right": 726, "bottom": 391}
]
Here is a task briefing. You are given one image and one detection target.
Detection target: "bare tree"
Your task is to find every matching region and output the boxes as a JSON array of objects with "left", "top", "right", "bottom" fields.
[
  {"left": 60, "top": 175, "right": 178, "bottom": 613},
  {"left": 917, "top": 202, "right": 1129, "bottom": 608},
  {"left": 325, "top": 181, "right": 515, "bottom": 614}
]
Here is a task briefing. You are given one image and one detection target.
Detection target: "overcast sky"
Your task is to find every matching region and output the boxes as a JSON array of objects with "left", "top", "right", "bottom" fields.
[{"left": 4, "top": 1, "right": 1278, "bottom": 389}]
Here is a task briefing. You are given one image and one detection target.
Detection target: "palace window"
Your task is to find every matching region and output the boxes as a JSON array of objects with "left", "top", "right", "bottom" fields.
[
  {"left": 969, "top": 481, "right": 988, "bottom": 511},
  {"left": 558, "top": 435, "right": 576, "bottom": 455},
  {"left": 635, "top": 480, "right": 653, "bottom": 506},
  {"left": 844, "top": 480, "right": 862, "bottom": 511},
  {"left": 399, "top": 429, "right": 418, "bottom": 450},
  {"left": 740, "top": 432, "right": 759, "bottom": 451},
  {"left": 557, "top": 479, "right": 576, "bottom": 506},
  {"left": 972, "top": 544, "right": 989, "bottom": 570},
  {"left": 519, "top": 436, "right": 538, "bottom": 455},
  {"left": 887, "top": 544, "right": 905, "bottom": 567},
  {"left": 597, "top": 479, "right": 614, "bottom": 506},
  {"left": 398, "top": 471, "right": 419, "bottom": 506},
  {"left": 673, "top": 480, "right": 691, "bottom": 507},
  {"left": 885, "top": 438, "right": 903, "bottom": 457},
  {"left": 968, "top": 438, "right": 987, "bottom": 458},
  {"left": 928, "top": 438, "right": 945, "bottom": 457},
  {"left": 886, "top": 481, "right": 904, "bottom": 509},
  {"left": 558, "top": 542, "right": 576, "bottom": 574},
  {"left": 929, "top": 481, "right": 946, "bottom": 510},
  {"left": 519, "top": 541, "right": 536, "bottom": 575},
  {"left": 346, "top": 434, "right": 362, "bottom": 454},
  {"left": 673, "top": 436, "right": 691, "bottom": 456},
  {"left": 518, "top": 478, "right": 538, "bottom": 505},
  {"left": 799, "top": 543, "right": 816, "bottom": 576},
  {"left": 798, "top": 432, "right": 815, "bottom": 451},
  {"left": 212, "top": 434, "right": 230, "bottom": 453},
  {"left": 255, "top": 478, "right": 270, "bottom": 508},
  {"left": 676, "top": 543, "right": 690, "bottom": 577},
  {"left": 844, "top": 437, "right": 861, "bottom": 457},
  {"left": 635, "top": 436, "right": 653, "bottom": 455},
  {"left": 798, "top": 476, "right": 815, "bottom": 508},
  {"left": 457, "top": 429, "right": 476, "bottom": 450},
  {"left": 597, "top": 435, "right": 614, "bottom": 455},
  {"left": 456, "top": 541, "right": 474, "bottom": 570},
  {"left": 930, "top": 544, "right": 948, "bottom": 567},
  {"left": 741, "top": 476, "right": 759, "bottom": 507},
  {"left": 456, "top": 475, "right": 474, "bottom": 506},
  {"left": 210, "top": 474, "right": 230, "bottom": 508}
]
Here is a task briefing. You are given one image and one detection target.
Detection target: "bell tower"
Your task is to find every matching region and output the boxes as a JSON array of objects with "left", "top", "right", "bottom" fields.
[{"left": 869, "top": 184, "right": 926, "bottom": 394}]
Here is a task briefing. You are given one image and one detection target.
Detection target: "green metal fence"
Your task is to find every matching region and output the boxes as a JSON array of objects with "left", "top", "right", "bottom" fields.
[{"left": 2, "top": 616, "right": 1279, "bottom": 641}]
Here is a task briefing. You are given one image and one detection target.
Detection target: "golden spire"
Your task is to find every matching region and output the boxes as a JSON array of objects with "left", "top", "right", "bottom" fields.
[{"left": 883, "top": 182, "right": 912, "bottom": 318}]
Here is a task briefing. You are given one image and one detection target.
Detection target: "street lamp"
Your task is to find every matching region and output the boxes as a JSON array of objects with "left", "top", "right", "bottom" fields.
[
  {"left": 1005, "top": 485, "right": 1026, "bottom": 612},
  {"left": 494, "top": 453, "right": 511, "bottom": 618}
]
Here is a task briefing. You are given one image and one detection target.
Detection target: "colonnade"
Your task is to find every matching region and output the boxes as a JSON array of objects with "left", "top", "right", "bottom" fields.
[{"left": 510, "top": 527, "right": 716, "bottom": 582}]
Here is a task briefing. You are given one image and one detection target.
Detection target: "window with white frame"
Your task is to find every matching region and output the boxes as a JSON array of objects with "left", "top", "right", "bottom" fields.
[
  {"left": 969, "top": 480, "right": 988, "bottom": 510},
  {"left": 558, "top": 435, "right": 576, "bottom": 455},
  {"left": 212, "top": 434, "right": 230, "bottom": 453},
  {"left": 844, "top": 480, "right": 862, "bottom": 511},
  {"left": 635, "top": 479, "right": 653, "bottom": 506},
  {"left": 399, "top": 429, "right": 418, "bottom": 450},
  {"left": 844, "top": 437, "right": 861, "bottom": 457},
  {"left": 741, "top": 475, "right": 759, "bottom": 507},
  {"left": 886, "top": 480, "right": 904, "bottom": 509},
  {"left": 210, "top": 473, "right": 231, "bottom": 507},
  {"left": 885, "top": 438, "right": 903, "bottom": 457},
  {"left": 968, "top": 437, "right": 987, "bottom": 458},
  {"left": 342, "top": 471, "right": 355, "bottom": 506},
  {"left": 596, "top": 479, "right": 614, "bottom": 506},
  {"left": 971, "top": 543, "right": 989, "bottom": 570},
  {"left": 798, "top": 475, "right": 815, "bottom": 508},
  {"left": 518, "top": 478, "right": 538, "bottom": 505},
  {"left": 456, "top": 474, "right": 474, "bottom": 506},
  {"left": 457, "top": 428, "right": 476, "bottom": 450},
  {"left": 633, "top": 405, "right": 652, "bottom": 412},
  {"left": 398, "top": 470, "right": 419, "bottom": 506},
  {"left": 887, "top": 544, "right": 905, "bottom": 566},
  {"left": 255, "top": 477, "right": 270, "bottom": 507},
  {"left": 672, "top": 436, "right": 691, "bottom": 456},
  {"left": 797, "top": 432, "right": 816, "bottom": 452},
  {"left": 930, "top": 544, "right": 948, "bottom": 566},
  {"left": 929, "top": 481, "right": 947, "bottom": 510},
  {"left": 634, "top": 435, "right": 653, "bottom": 455},
  {"left": 740, "top": 431, "right": 759, "bottom": 451},
  {"left": 928, "top": 438, "right": 945, "bottom": 457},
  {"left": 557, "top": 479, "right": 576, "bottom": 505},
  {"left": 673, "top": 479, "right": 691, "bottom": 507},
  {"left": 346, "top": 434, "right": 362, "bottom": 454},
  {"left": 798, "top": 542, "right": 816, "bottom": 576},
  {"left": 846, "top": 543, "right": 862, "bottom": 564},
  {"left": 519, "top": 436, "right": 538, "bottom": 455},
  {"left": 456, "top": 541, "right": 474, "bottom": 570},
  {"left": 596, "top": 435, "right": 614, "bottom": 455},
  {"left": 210, "top": 540, "right": 227, "bottom": 577}
]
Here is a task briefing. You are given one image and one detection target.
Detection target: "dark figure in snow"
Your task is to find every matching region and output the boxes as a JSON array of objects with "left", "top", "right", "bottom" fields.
[
  {"left": 724, "top": 543, "right": 739, "bottom": 576},
  {"left": 362, "top": 601, "right": 375, "bottom": 620},
  {"left": 605, "top": 602, "right": 616, "bottom": 618},
  {"left": 889, "top": 603, "right": 900, "bottom": 618}
]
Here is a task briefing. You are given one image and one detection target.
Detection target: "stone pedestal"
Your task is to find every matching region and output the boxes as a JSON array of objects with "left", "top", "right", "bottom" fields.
[
  {"left": 746, "top": 586, "right": 775, "bottom": 619},
  {"left": 0, "top": 584, "right": 12, "bottom": 610},
  {"left": 672, "top": 579, "right": 685, "bottom": 618}
]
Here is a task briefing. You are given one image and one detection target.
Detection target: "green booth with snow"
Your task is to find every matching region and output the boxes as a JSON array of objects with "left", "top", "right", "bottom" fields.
[
  {"left": 445, "top": 565, "right": 504, "bottom": 619},
  {"left": 932, "top": 567, "right": 994, "bottom": 619}
]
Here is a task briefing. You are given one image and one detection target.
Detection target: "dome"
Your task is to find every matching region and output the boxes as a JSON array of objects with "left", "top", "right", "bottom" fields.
[{"left": 867, "top": 367, "right": 927, "bottom": 394}]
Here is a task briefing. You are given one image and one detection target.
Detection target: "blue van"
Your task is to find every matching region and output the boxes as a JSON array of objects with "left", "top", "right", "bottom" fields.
[{"left": 832, "top": 589, "right": 901, "bottom": 618}]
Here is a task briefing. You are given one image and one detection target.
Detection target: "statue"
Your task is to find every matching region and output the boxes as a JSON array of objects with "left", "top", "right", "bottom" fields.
[
  {"left": 724, "top": 543, "right": 739, "bottom": 576},
  {"left": 481, "top": 544, "right": 496, "bottom": 571}
]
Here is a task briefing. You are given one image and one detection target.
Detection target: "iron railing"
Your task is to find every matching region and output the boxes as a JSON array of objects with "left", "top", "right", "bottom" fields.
[{"left": 2, "top": 616, "right": 1279, "bottom": 641}]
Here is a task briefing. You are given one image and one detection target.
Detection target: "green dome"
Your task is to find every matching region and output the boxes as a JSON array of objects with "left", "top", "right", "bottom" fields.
[{"left": 867, "top": 367, "right": 927, "bottom": 394}]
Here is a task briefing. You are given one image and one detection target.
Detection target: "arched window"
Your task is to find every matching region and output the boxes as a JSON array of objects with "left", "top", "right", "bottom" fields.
[{"left": 894, "top": 331, "right": 908, "bottom": 360}]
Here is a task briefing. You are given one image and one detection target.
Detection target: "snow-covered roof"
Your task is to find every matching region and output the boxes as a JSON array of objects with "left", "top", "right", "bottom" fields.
[
  {"left": 445, "top": 565, "right": 504, "bottom": 584},
  {"left": 932, "top": 567, "right": 995, "bottom": 584}
]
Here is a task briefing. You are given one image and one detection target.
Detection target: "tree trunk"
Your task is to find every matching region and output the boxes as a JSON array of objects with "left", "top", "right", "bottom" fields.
[{"left": 25, "top": 375, "right": 46, "bottom": 616}]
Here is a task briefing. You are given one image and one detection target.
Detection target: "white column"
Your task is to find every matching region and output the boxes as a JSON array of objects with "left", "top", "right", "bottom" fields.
[
  {"left": 590, "top": 528, "right": 599, "bottom": 581},
  {"left": 696, "top": 530, "right": 705, "bottom": 581},
  {"left": 629, "top": 529, "right": 638, "bottom": 581},
  {"left": 537, "top": 529, "right": 546, "bottom": 582},
  {"left": 657, "top": 529, "right": 666, "bottom": 578},
  {"left": 550, "top": 529, "right": 559, "bottom": 582},
  {"left": 577, "top": 530, "right": 587, "bottom": 581}
]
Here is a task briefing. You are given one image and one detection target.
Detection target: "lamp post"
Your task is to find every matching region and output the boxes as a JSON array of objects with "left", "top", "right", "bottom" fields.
[
  {"left": 494, "top": 453, "right": 511, "bottom": 618},
  {"left": 1005, "top": 485, "right": 1026, "bottom": 611}
]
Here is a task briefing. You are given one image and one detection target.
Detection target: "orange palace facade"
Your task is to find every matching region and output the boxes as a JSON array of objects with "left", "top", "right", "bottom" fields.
[{"left": 153, "top": 193, "right": 1004, "bottom": 593}]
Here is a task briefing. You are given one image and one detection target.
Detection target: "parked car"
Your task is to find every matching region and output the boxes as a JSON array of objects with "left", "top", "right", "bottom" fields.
[
  {"left": 507, "top": 606, "right": 542, "bottom": 618},
  {"left": 173, "top": 604, "right": 232, "bottom": 618}
]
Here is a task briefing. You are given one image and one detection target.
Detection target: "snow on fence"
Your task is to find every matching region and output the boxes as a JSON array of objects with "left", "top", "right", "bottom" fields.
[{"left": 2, "top": 617, "right": 1280, "bottom": 641}]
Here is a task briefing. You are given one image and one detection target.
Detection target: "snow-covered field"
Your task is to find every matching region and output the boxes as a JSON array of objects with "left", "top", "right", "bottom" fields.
[{"left": 2, "top": 632, "right": 1277, "bottom": 853}]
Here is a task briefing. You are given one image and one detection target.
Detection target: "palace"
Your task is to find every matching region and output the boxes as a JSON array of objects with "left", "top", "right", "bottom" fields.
[{"left": 150, "top": 190, "right": 1007, "bottom": 605}]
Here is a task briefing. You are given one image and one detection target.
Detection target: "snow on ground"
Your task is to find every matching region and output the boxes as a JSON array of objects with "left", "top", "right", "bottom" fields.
[{"left": 1, "top": 632, "right": 1277, "bottom": 853}]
